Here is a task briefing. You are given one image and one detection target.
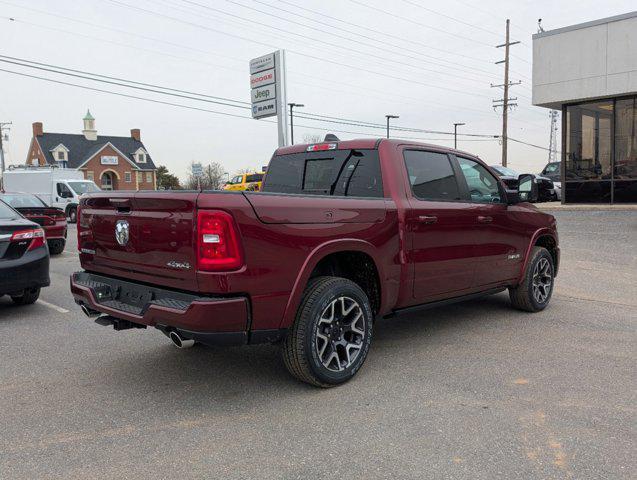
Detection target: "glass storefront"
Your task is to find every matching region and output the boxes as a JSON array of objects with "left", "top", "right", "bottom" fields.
[{"left": 564, "top": 96, "right": 637, "bottom": 203}]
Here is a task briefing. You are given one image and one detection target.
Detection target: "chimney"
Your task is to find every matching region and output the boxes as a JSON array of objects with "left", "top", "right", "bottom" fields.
[
  {"left": 32, "top": 122, "right": 43, "bottom": 137},
  {"left": 130, "top": 128, "right": 141, "bottom": 142}
]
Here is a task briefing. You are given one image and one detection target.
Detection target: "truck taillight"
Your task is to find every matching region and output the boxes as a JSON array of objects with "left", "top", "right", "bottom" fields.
[
  {"left": 11, "top": 228, "right": 45, "bottom": 250},
  {"left": 196, "top": 210, "right": 243, "bottom": 271}
]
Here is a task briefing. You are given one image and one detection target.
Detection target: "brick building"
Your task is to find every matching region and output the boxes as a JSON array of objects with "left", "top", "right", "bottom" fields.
[{"left": 26, "top": 111, "right": 157, "bottom": 190}]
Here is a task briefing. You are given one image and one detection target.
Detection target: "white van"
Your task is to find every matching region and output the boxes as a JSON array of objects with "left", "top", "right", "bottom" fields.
[{"left": 2, "top": 167, "right": 100, "bottom": 222}]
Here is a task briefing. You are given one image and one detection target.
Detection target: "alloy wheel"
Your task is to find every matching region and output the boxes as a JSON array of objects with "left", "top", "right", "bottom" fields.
[
  {"left": 532, "top": 257, "right": 553, "bottom": 304},
  {"left": 315, "top": 296, "right": 366, "bottom": 372}
]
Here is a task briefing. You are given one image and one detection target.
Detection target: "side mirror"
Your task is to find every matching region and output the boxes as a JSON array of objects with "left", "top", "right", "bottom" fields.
[{"left": 517, "top": 174, "right": 538, "bottom": 203}]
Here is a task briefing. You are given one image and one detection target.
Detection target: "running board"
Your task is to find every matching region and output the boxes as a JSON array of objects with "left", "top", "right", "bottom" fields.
[{"left": 386, "top": 287, "right": 507, "bottom": 318}]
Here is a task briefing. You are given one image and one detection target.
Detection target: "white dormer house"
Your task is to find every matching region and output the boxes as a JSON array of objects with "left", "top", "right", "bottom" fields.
[
  {"left": 134, "top": 147, "right": 148, "bottom": 164},
  {"left": 50, "top": 144, "right": 70, "bottom": 168}
]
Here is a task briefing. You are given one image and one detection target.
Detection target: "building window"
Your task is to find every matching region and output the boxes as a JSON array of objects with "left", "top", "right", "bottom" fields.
[
  {"left": 146, "top": 172, "right": 152, "bottom": 183},
  {"left": 564, "top": 96, "right": 637, "bottom": 203},
  {"left": 136, "top": 172, "right": 142, "bottom": 182},
  {"left": 87, "top": 171, "right": 94, "bottom": 181},
  {"left": 137, "top": 153, "right": 146, "bottom": 163},
  {"left": 57, "top": 151, "right": 65, "bottom": 160},
  {"left": 31, "top": 158, "right": 38, "bottom": 166},
  {"left": 125, "top": 172, "right": 132, "bottom": 183}
]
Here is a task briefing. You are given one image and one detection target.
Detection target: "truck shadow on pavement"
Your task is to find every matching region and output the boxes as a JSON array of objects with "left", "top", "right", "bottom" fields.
[{"left": 88, "top": 292, "right": 531, "bottom": 400}]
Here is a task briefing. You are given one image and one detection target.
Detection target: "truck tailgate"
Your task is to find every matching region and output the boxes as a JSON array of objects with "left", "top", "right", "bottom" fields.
[{"left": 79, "top": 192, "right": 199, "bottom": 291}]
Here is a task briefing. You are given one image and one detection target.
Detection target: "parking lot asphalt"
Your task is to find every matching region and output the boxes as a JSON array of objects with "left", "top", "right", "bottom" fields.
[{"left": 1, "top": 211, "right": 635, "bottom": 479}]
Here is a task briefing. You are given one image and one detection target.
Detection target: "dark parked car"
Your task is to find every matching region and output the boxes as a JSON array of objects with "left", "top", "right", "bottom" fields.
[
  {"left": 490, "top": 165, "right": 557, "bottom": 202},
  {"left": 0, "top": 200, "right": 50, "bottom": 305},
  {"left": 72, "top": 138, "right": 559, "bottom": 387},
  {"left": 0, "top": 193, "right": 68, "bottom": 254}
]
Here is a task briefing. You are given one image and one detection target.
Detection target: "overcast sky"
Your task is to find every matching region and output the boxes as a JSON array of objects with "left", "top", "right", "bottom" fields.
[{"left": 0, "top": 0, "right": 635, "bottom": 180}]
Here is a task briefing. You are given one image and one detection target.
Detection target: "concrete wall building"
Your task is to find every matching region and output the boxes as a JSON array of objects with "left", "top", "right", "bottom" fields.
[
  {"left": 26, "top": 111, "right": 156, "bottom": 191},
  {"left": 532, "top": 12, "right": 637, "bottom": 203}
]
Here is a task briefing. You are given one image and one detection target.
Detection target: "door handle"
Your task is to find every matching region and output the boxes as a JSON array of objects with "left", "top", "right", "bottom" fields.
[
  {"left": 418, "top": 215, "right": 438, "bottom": 224},
  {"left": 477, "top": 215, "right": 493, "bottom": 224}
]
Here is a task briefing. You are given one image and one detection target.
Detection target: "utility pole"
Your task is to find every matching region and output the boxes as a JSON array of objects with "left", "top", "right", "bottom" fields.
[
  {"left": 548, "top": 110, "right": 559, "bottom": 162},
  {"left": 385, "top": 114, "right": 399, "bottom": 138},
  {"left": 453, "top": 123, "right": 465, "bottom": 149},
  {"left": 288, "top": 102, "right": 304, "bottom": 144},
  {"left": 0, "top": 122, "right": 12, "bottom": 174},
  {"left": 492, "top": 19, "right": 521, "bottom": 167}
]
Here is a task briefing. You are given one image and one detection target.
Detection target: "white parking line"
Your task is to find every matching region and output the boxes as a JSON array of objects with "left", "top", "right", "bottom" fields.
[{"left": 37, "top": 299, "right": 70, "bottom": 314}]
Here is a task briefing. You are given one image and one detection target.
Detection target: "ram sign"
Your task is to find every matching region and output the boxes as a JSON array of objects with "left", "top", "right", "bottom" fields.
[{"left": 249, "top": 50, "right": 288, "bottom": 146}]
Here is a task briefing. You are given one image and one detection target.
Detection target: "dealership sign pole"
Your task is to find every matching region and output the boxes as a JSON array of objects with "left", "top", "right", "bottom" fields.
[{"left": 250, "top": 50, "right": 288, "bottom": 147}]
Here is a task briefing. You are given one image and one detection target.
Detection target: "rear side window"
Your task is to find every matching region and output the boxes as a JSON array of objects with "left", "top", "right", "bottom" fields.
[
  {"left": 403, "top": 150, "right": 460, "bottom": 201},
  {"left": 262, "top": 149, "right": 383, "bottom": 198},
  {"left": 246, "top": 173, "right": 263, "bottom": 183}
]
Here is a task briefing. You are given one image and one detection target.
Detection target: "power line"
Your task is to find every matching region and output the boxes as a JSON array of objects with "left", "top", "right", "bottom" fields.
[
  {"left": 173, "top": 0, "right": 499, "bottom": 84},
  {"left": 0, "top": 67, "right": 550, "bottom": 152},
  {"left": 398, "top": 0, "right": 502, "bottom": 38},
  {"left": 273, "top": 0, "right": 505, "bottom": 67},
  {"left": 0, "top": 55, "right": 497, "bottom": 139},
  {"left": 347, "top": 0, "right": 494, "bottom": 47},
  {"left": 0, "top": 15, "right": 508, "bottom": 123},
  {"left": 104, "top": 0, "right": 494, "bottom": 98},
  {"left": 240, "top": 0, "right": 503, "bottom": 80}
]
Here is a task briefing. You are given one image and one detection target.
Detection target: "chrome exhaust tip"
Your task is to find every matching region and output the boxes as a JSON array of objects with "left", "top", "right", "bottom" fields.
[
  {"left": 169, "top": 331, "right": 195, "bottom": 349},
  {"left": 81, "top": 304, "right": 101, "bottom": 318}
]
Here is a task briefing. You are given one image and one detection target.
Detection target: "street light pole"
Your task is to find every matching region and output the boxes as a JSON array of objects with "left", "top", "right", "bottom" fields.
[
  {"left": 453, "top": 122, "right": 465, "bottom": 149},
  {"left": 385, "top": 115, "right": 399, "bottom": 138},
  {"left": 288, "top": 103, "right": 304, "bottom": 144}
]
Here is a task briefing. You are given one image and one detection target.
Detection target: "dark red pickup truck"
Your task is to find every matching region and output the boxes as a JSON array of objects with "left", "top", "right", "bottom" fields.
[{"left": 71, "top": 138, "right": 559, "bottom": 387}]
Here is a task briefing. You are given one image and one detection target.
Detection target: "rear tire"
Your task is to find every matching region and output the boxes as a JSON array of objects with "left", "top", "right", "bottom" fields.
[
  {"left": 11, "top": 288, "right": 41, "bottom": 305},
  {"left": 282, "top": 276, "right": 373, "bottom": 387},
  {"left": 509, "top": 247, "right": 554, "bottom": 312},
  {"left": 48, "top": 239, "right": 66, "bottom": 255}
]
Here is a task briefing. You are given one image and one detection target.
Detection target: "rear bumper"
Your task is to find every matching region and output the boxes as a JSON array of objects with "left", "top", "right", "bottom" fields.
[
  {"left": 44, "top": 224, "right": 67, "bottom": 240},
  {"left": 71, "top": 271, "right": 249, "bottom": 337},
  {"left": 0, "top": 248, "right": 50, "bottom": 295}
]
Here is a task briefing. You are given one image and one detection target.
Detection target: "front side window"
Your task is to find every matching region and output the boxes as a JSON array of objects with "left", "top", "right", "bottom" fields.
[
  {"left": 456, "top": 157, "right": 501, "bottom": 203},
  {"left": 403, "top": 150, "right": 460, "bottom": 201},
  {"left": 229, "top": 176, "right": 242, "bottom": 185},
  {"left": 56, "top": 183, "right": 73, "bottom": 198},
  {"left": 262, "top": 149, "right": 383, "bottom": 198}
]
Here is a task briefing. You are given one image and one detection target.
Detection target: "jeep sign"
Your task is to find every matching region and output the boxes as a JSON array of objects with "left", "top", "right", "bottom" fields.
[{"left": 250, "top": 50, "right": 288, "bottom": 146}]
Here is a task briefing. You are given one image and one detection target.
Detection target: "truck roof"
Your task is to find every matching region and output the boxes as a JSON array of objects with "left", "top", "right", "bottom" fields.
[{"left": 274, "top": 138, "right": 479, "bottom": 158}]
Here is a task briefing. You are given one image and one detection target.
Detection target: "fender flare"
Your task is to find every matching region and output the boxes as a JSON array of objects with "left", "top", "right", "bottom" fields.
[
  {"left": 279, "top": 239, "right": 386, "bottom": 329},
  {"left": 518, "top": 228, "right": 558, "bottom": 283}
]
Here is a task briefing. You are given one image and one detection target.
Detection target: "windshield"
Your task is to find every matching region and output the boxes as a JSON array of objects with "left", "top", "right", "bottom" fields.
[
  {"left": 492, "top": 166, "right": 519, "bottom": 177},
  {"left": 68, "top": 181, "right": 100, "bottom": 195},
  {"left": 0, "top": 193, "right": 47, "bottom": 209},
  {"left": 0, "top": 200, "right": 19, "bottom": 220}
]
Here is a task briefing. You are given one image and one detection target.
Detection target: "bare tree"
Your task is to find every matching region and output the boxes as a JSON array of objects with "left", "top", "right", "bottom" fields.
[
  {"left": 185, "top": 161, "right": 226, "bottom": 190},
  {"left": 302, "top": 133, "right": 323, "bottom": 144}
]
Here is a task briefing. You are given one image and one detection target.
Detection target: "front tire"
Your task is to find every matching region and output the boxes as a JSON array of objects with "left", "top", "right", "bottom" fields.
[
  {"left": 509, "top": 247, "right": 554, "bottom": 312},
  {"left": 282, "top": 276, "right": 373, "bottom": 387},
  {"left": 68, "top": 207, "right": 77, "bottom": 224},
  {"left": 11, "top": 288, "right": 41, "bottom": 305}
]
